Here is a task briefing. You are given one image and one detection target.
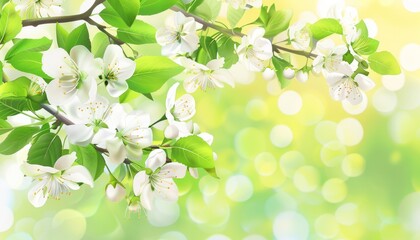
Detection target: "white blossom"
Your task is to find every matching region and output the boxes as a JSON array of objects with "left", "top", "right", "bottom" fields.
[
  {"left": 262, "top": 68, "right": 276, "bottom": 80},
  {"left": 327, "top": 2, "right": 359, "bottom": 36},
  {"left": 156, "top": 12, "right": 203, "bottom": 56},
  {"left": 288, "top": 22, "right": 312, "bottom": 51},
  {"left": 14, "top": 0, "right": 63, "bottom": 19},
  {"left": 21, "top": 152, "right": 93, "bottom": 208},
  {"left": 283, "top": 67, "right": 295, "bottom": 79},
  {"left": 180, "top": 57, "right": 234, "bottom": 93},
  {"left": 63, "top": 97, "right": 125, "bottom": 146},
  {"left": 236, "top": 27, "right": 273, "bottom": 72},
  {"left": 326, "top": 62, "right": 375, "bottom": 105},
  {"left": 133, "top": 149, "right": 187, "bottom": 210},
  {"left": 313, "top": 41, "right": 348, "bottom": 74},
  {"left": 106, "top": 183, "right": 126, "bottom": 202},
  {"left": 43, "top": 45, "right": 102, "bottom": 106},
  {"left": 296, "top": 71, "right": 309, "bottom": 83},
  {"left": 101, "top": 45, "right": 135, "bottom": 97},
  {"left": 92, "top": 110, "right": 153, "bottom": 164}
]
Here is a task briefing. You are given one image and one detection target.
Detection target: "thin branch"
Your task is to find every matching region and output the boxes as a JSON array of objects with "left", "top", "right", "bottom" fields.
[
  {"left": 170, "top": 6, "right": 318, "bottom": 59},
  {"left": 22, "top": 0, "right": 123, "bottom": 45}
]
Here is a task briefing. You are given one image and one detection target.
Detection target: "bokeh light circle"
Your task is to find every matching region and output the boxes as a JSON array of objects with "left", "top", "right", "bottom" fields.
[
  {"left": 270, "top": 125, "right": 293, "bottom": 148},
  {"left": 254, "top": 152, "right": 277, "bottom": 176},
  {"left": 373, "top": 88, "right": 397, "bottom": 113},
  {"left": 342, "top": 153, "right": 365, "bottom": 177},
  {"left": 246, "top": 99, "right": 269, "bottom": 121},
  {"left": 278, "top": 91, "right": 303, "bottom": 115},
  {"left": 321, "top": 141, "right": 347, "bottom": 167},
  {"left": 279, "top": 151, "right": 305, "bottom": 177},
  {"left": 400, "top": 44, "right": 420, "bottom": 71},
  {"left": 0, "top": 205, "right": 14, "bottom": 232},
  {"left": 315, "top": 121, "right": 338, "bottom": 145},
  {"left": 52, "top": 209, "right": 86, "bottom": 240},
  {"left": 225, "top": 175, "right": 253, "bottom": 202},
  {"left": 382, "top": 74, "right": 405, "bottom": 91},
  {"left": 335, "top": 203, "right": 359, "bottom": 226},
  {"left": 403, "top": 0, "right": 420, "bottom": 12},
  {"left": 336, "top": 118, "right": 364, "bottom": 146},
  {"left": 293, "top": 166, "right": 320, "bottom": 192},
  {"left": 147, "top": 197, "right": 180, "bottom": 227},
  {"left": 342, "top": 92, "right": 368, "bottom": 115},
  {"left": 322, "top": 179, "right": 348, "bottom": 203},
  {"left": 273, "top": 211, "right": 309, "bottom": 240},
  {"left": 159, "top": 231, "right": 188, "bottom": 240},
  {"left": 399, "top": 192, "right": 420, "bottom": 232},
  {"left": 315, "top": 214, "right": 339, "bottom": 239}
]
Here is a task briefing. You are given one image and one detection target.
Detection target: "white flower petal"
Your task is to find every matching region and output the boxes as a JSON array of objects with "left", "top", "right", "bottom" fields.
[
  {"left": 62, "top": 165, "right": 94, "bottom": 187},
  {"left": 189, "top": 167, "right": 199, "bottom": 179},
  {"left": 159, "top": 162, "right": 187, "bottom": 179},
  {"left": 106, "top": 137, "right": 127, "bottom": 165},
  {"left": 155, "top": 178, "right": 179, "bottom": 202},
  {"left": 64, "top": 124, "right": 94, "bottom": 146},
  {"left": 54, "top": 152, "right": 77, "bottom": 171},
  {"left": 21, "top": 163, "right": 58, "bottom": 177},
  {"left": 92, "top": 128, "right": 116, "bottom": 148},
  {"left": 140, "top": 183, "right": 154, "bottom": 210},
  {"left": 28, "top": 180, "right": 48, "bottom": 208},
  {"left": 106, "top": 80, "right": 128, "bottom": 97},
  {"left": 133, "top": 171, "right": 149, "bottom": 196},
  {"left": 46, "top": 79, "right": 75, "bottom": 106},
  {"left": 145, "top": 149, "right": 166, "bottom": 171},
  {"left": 354, "top": 74, "right": 375, "bottom": 91},
  {"left": 42, "top": 48, "right": 69, "bottom": 78}
]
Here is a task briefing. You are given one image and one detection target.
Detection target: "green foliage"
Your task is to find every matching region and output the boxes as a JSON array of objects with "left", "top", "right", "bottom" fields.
[
  {"left": 255, "top": 5, "right": 292, "bottom": 38},
  {"left": 368, "top": 51, "right": 401, "bottom": 75},
  {"left": 0, "top": 97, "right": 40, "bottom": 119},
  {"left": 309, "top": 18, "right": 343, "bottom": 40},
  {"left": 6, "top": 37, "right": 52, "bottom": 60},
  {"left": 70, "top": 144, "right": 105, "bottom": 180},
  {"left": 139, "top": 0, "right": 178, "bottom": 15},
  {"left": 92, "top": 32, "right": 110, "bottom": 58},
  {"left": 57, "top": 24, "right": 91, "bottom": 52},
  {"left": 352, "top": 37, "right": 379, "bottom": 55},
  {"left": 192, "top": 0, "right": 221, "bottom": 21},
  {"left": 107, "top": 0, "right": 140, "bottom": 26},
  {"left": 217, "top": 35, "right": 239, "bottom": 68},
  {"left": 7, "top": 52, "right": 52, "bottom": 80},
  {"left": 196, "top": 36, "right": 218, "bottom": 65},
  {"left": 170, "top": 135, "right": 215, "bottom": 169},
  {"left": 0, "top": 77, "right": 31, "bottom": 98},
  {"left": 0, "top": 2, "right": 22, "bottom": 44},
  {"left": 117, "top": 20, "right": 156, "bottom": 45},
  {"left": 0, "top": 119, "right": 12, "bottom": 135},
  {"left": 0, "top": 126, "right": 39, "bottom": 155},
  {"left": 272, "top": 56, "right": 292, "bottom": 88},
  {"left": 183, "top": 0, "right": 205, "bottom": 12},
  {"left": 127, "top": 56, "right": 184, "bottom": 94},
  {"left": 27, "top": 133, "right": 63, "bottom": 167},
  {"left": 227, "top": 6, "right": 245, "bottom": 28},
  {"left": 100, "top": 3, "right": 129, "bottom": 29}
]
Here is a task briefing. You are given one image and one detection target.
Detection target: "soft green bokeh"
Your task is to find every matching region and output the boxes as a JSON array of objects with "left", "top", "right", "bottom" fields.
[{"left": 2, "top": 0, "right": 420, "bottom": 239}]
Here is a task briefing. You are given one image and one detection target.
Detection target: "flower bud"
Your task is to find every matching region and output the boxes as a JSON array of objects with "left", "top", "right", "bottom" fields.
[
  {"left": 106, "top": 183, "right": 126, "bottom": 202},
  {"left": 283, "top": 68, "right": 295, "bottom": 79},
  {"left": 262, "top": 68, "right": 276, "bottom": 80},
  {"left": 164, "top": 124, "right": 179, "bottom": 139},
  {"left": 296, "top": 71, "right": 309, "bottom": 83}
]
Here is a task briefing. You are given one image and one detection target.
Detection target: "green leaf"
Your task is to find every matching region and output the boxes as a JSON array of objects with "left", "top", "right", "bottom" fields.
[
  {"left": 0, "top": 126, "right": 39, "bottom": 155},
  {"left": 368, "top": 51, "right": 401, "bottom": 75},
  {"left": 99, "top": 3, "right": 129, "bottom": 29},
  {"left": 7, "top": 52, "right": 52, "bottom": 80},
  {"left": 56, "top": 23, "right": 69, "bottom": 49},
  {"left": 186, "top": 0, "right": 205, "bottom": 12},
  {"left": 192, "top": 0, "right": 221, "bottom": 21},
  {"left": 65, "top": 24, "right": 91, "bottom": 52},
  {"left": 257, "top": 5, "right": 292, "bottom": 38},
  {"left": 309, "top": 18, "right": 343, "bottom": 40},
  {"left": 139, "top": 0, "right": 178, "bottom": 15},
  {"left": 217, "top": 35, "right": 239, "bottom": 68},
  {"left": 0, "top": 119, "right": 13, "bottom": 135},
  {"left": 5, "top": 37, "right": 52, "bottom": 60},
  {"left": 0, "top": 61, "right": 3, "bottom": 85},
  {"left": 117, "top": 20, "right": 156, "bottom": 45},
  {"left": 272, "top": 56, "right": 292, "bottom": 88},
  {"left": 0, "top": 77, "right": 30, "bottom": 98},
  {"left": 196, "top": 36, "right": 218, "bottom": 65},
  {"left": 27, "top": 133, "right": 62, "bottom": 167},
  {"left": 92, "top": 32, "right": 110, "bottom": 58},
  {"left": 227, "top": 5, "right": 244, "bottom": 28},
  {"left": 70, "top": 144, "right": 105, "bottom": 180},
  {"left": 355, "top": 20, "right": 369, "bottom": 39},
  {"left": 0, "top": 97, "right": 40, "bottom": 119},
  {"left": 127, "top": 56, "right": 184, "bottom": 94},
  {"left": 0, "top": 3, "right": 22, "bottom": 44},
  {"left": 107, "top": 0, "right": 140, "bottom": 26},
  {"left": 170, "top": 135, "right": 215, "bottom": 169},
  {"left": 352, "top": 37, "right": 379, "bottom": 55}
]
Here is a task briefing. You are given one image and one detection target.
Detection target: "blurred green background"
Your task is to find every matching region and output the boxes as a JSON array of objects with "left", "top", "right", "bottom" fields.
[{"left": 2, "top": 0, "right": 420, "bottom": 239}]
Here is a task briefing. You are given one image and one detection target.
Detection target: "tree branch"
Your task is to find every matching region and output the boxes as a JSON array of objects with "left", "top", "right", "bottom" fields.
[
  {"left": 170, "top": 6, "right": 317, "bottom": 59},
  {"left": 21, "top": 0, "right": 123, "bottom": 45}
]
